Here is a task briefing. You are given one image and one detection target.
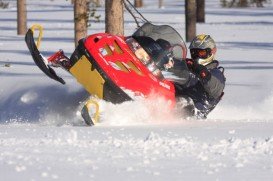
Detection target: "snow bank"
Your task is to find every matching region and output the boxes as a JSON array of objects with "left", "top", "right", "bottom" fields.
[
  {"left": 210, "top": 92, "right": 273, "bottom": 121},
  {"left": 0, "top": 83, "right": 89, "bottom": 125},
  {"left": 0, "top": 86, "right": 185, "bottom": 126},
  {"left": 1, "top": 124, "right": 273, "bottom": 180},
  {"left": 1, "top": 84, "right": 273, "bottom": 125}
]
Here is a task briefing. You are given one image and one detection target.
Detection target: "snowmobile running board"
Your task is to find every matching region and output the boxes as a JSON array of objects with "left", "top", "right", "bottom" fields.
[{"left": 25, "top": 24, "right": 65, "bottom": 84}]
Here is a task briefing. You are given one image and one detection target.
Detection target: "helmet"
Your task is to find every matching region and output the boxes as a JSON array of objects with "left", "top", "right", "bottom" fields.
[{"left": 189, "top": 34, "right": 217, "bottom": 65}]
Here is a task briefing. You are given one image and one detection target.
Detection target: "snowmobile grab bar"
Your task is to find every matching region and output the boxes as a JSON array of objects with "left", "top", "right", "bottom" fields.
[{"left": 30, "top": 24, "right": 43, "bottom": 49}]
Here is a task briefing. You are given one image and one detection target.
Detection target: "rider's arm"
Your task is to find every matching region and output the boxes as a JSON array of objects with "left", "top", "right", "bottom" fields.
[
  {"left": 203, "top": 68, "right": 225, "bottom": 99},
  {"left": 185, "top": 59, "right": 225, "bottom": 99}
]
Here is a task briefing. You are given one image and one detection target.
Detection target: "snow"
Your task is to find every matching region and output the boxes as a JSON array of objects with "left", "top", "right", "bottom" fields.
[{"left": 1, "top": 0, "right": 273, "bottom": 180}]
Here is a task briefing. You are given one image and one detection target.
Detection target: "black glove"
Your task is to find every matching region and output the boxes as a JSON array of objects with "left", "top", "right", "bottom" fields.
[
  {"left": 186, "top": 58, "right": 211, "bottom": 82},
  {"left": 186, "top": 58, "right": 195, "bottom": 71},
  {"left": 193, "top": 64, "right": 211, "bottom": 82}
]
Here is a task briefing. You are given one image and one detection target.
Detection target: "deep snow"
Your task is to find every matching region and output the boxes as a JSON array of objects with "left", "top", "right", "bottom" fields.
[{"left": 1, "top": 0, "right": 273, "bottom": 180}]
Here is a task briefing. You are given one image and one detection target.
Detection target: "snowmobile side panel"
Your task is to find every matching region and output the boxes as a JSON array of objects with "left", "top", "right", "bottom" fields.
[
  {"left": 69, "top": 40, "right": 132, "bottom": 104},
  {"left": 25, "top": 29, "right": 65, "bottom": 84},
  {"left": 69, "top": 55, "right": 105, "bottom": 99}
]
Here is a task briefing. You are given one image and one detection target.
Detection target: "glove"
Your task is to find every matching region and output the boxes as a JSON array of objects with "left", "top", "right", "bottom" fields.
[
  {"left": 186, "top": 58, "right": 211, "bottom": 82},
  {"left": 186, "top": 58, "right": 195, "bottom": 71},
  {"left": 193, "top": 64, "right": 211, "bottom": 82}
]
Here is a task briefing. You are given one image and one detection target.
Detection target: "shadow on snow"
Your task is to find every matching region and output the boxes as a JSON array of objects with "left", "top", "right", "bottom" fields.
[{"left": 0, "top": 85, "right": 89, "bottom": 124}]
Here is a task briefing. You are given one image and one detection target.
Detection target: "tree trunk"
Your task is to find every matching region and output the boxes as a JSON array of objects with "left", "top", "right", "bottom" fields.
[
  {"left": 93, "top": 0, "right": 101, "bottom": 7},
  {"left": 196, "top": 0, "right": 205, "bottom": 23},
  {"left": 239, "top": 0, "right": 248, "bottom": 7},
  {"left": 159, "top": 0, "right": 163, "bottom": 8},
  {"left": 134, "top": 0, "right": 143, "bottom": 8},
  {"left": 105, "top": 0, "right": 124, "bottom": 36},
  {"left": 229, "top": 0, "right": 236, "bottom": 7},
  {"left": 256, "top": 0, "right": 264, "bottom": 7},
  {"left": 185, "top": 0, "right": 196, "bottom": 42},
  {"left": 74, "top": 0, "right": 87, "bottom": 47},
  {"left": 17, "top": 0, "right": 27, "bottom": 35}
]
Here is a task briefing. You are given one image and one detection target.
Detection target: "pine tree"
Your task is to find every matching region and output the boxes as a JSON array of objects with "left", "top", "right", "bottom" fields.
[
  {"left": 196, "top": 0, "right": 205, "bottom": 23},
  {"left": 105, "top": 0, "right": 124, "bottom": 36},
  {"left": 159, "top": 0, "right": 163, "bottom": 8},
  {"left": 74, "top": 0, "right": 87, "bottom": 46},
  {"left": 185, "top": 0, "right": 196, "bottom": 42},
  {"left": 17, "top": 0, "right": 27, "bottom": 35},
  {"left": 134, "top": 0, "right": 143, "bottom": 8}
]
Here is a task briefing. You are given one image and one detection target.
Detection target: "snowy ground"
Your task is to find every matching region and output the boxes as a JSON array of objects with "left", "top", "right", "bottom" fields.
[{"left": 1, "top": 0, "right": 273, "bottom": 180}]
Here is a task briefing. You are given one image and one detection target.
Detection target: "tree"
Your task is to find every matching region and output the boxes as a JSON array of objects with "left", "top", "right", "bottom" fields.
[
  {"left": 105, "top": 0, "right": 124, "bottom": 36},
  {"left": 17, "top": 0, "right": 27, "bottom": 35},
  {"left": 221, "top": 0, "right": 268, "bottom": 7},
  {"left": 159, "top": 0, "right": 163, "bottom": 8},
  {"left": 92, "top": 0, "right": 101, "bottom": 7},
  {"left": 196, "top": 0, "right": 205, "bottom": 23},
  {"left": 74, "top": 0, "right": 87, "bottom": 46},
  {"left": 134, "top": 0, "right": 143, "bottom": 8},
  {"left": 185, "top": 0, "right": 196, "bottom": 42},
  {"left": 239, "top": 0, "right": 248, "bottom": 7}
]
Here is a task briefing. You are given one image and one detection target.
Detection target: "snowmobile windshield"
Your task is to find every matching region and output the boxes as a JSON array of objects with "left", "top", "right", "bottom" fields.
[
  {"left": 132, "top": 23, "right": 187, "bottom": 63},
  {"left": 130, "top": 23, "right": 189, "bottom": 83}
]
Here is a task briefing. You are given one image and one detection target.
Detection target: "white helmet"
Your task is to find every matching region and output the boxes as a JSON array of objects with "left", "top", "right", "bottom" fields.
[{"left": 189, "top": 34, "right": 217, "bottom": 65}]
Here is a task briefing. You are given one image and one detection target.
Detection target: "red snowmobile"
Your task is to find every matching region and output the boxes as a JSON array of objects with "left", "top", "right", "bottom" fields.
[{"left": 25, "top": 23, "right": 188, "bottom": 126}]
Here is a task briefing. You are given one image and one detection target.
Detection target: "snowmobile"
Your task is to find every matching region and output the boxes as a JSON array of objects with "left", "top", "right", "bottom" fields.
[{"left": 25, "top": 23, "right": 189, "bottom": 126}]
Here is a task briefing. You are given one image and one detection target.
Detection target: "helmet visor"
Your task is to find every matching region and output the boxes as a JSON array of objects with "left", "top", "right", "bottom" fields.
[{"left": 190, "top": 48, "right": 211, "bottom": 59}]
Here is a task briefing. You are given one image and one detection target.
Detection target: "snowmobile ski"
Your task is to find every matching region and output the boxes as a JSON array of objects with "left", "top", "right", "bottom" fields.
[
  {"left": 81, "top": 99, "right": 100, "bottom": 126},
  {"left": 25, "top": 24, "right": 65, "bottom": 84}
]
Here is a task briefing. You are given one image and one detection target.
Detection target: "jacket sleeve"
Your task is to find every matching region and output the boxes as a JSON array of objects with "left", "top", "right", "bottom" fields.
[{"left": 203, "top": 68, "right": 225, "bottom": 99}]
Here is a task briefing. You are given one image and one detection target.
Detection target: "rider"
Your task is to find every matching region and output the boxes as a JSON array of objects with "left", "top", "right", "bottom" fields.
[
  {"left": 132, "top": 33, "right": 225, "bottom": 119},
  {"left": 175, "top": 34, "right": 226, "bottom": 118}
]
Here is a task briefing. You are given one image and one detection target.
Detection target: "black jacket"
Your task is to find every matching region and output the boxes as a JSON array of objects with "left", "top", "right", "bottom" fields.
[{"left": 174, "top": 60, "right": 226, "bottom": 117}]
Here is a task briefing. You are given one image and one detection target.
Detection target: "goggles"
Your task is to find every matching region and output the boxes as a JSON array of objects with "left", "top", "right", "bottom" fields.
[{"left": 190, "top": 48, "right": 212, "bottom": 59}]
